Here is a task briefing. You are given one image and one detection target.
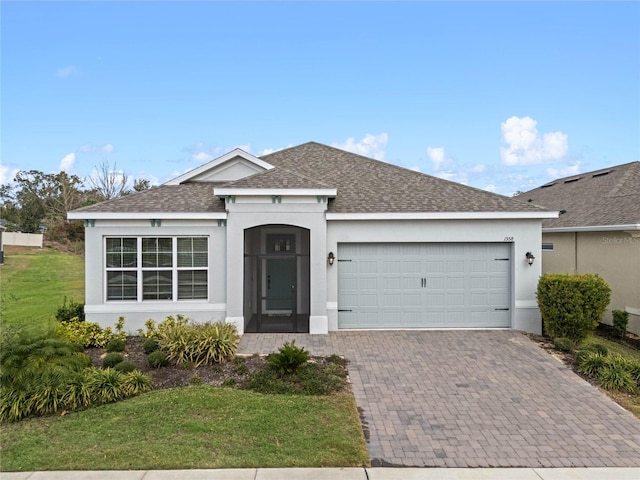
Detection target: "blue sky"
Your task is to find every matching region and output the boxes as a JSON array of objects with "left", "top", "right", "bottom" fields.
[{"left": 2, "top": 1, "right": 639, "bottom": 195}]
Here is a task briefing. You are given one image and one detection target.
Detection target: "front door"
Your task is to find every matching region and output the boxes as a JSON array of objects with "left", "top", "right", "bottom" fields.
[{"left": 266, "top": 257, "right": 295, "bottom": 310}]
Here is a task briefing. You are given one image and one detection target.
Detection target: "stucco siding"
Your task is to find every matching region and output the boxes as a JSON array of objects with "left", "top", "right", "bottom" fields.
[
  {"left": 542, "top": 231, "right": 640, "bottom": 335},
  {"left": 83, "top": 219, "right": 227, "bottom": 332}
]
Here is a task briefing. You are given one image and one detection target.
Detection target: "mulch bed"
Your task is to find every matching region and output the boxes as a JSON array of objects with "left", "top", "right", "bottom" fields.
[{"left": 595, "top": 323, "right": 640, "bottom": 350}]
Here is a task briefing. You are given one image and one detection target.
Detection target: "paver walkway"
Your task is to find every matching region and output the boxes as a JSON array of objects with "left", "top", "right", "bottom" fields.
[{"left": 238, "top": 330, "right": 640, "bottom": 468}]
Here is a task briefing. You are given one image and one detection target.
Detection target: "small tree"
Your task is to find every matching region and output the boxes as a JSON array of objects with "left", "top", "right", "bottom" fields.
[{"left": 537, "top": 274, "right": 611, "bottom": 343}]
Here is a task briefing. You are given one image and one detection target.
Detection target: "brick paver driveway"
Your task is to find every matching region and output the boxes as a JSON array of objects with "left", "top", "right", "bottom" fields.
[{"left": 238, "top": 330, "right": 640, "bottom": 467}]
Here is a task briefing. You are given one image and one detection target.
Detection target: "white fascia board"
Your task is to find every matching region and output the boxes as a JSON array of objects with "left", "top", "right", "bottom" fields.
[
  {"left": 214, "top": 187, "right": 337, "bottom": 197},
  {"left": 543, "top": 224, "right": 640, "bottom": 233},
  {"left": 164, "top": 149, "right": 274, "bottom": 185},
  {"left": 326, "top": 211, "right": 559, "bottom": 220},
  {"left": 67, "top": 211, "right": 227, "bottom": 220}
]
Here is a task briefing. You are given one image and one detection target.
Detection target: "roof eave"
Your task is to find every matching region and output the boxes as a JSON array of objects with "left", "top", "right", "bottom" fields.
[
  {"left": 67, "top": 212, "right": 227, "bottom": 220},
  {"left": 543, "top": 224, "right": 640, "bottom": 233},
  {"left": 327, "top": 212, "right": 559, "bottom": 220},
  {"left": 213, "top": 187, "right": 337, "bottom": 197}
]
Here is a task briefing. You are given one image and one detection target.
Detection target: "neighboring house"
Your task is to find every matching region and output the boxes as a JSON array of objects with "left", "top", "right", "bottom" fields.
[
  {"left": 522, "top": 161, "right": 640, "bottom": 335},
  {"left": 69, "top": 142, "right": 555, "bottom": 335}
]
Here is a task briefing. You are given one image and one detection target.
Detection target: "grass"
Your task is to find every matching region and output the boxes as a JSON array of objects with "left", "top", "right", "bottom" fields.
[
  {"left": 0, "top": 246, "right": 84, "bottom": 331},
  {"left": 0, "top": 386, "right": 370, "bottom": 471}
]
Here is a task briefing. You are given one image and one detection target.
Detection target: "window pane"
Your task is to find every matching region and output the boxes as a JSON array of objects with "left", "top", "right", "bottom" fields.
[
  {"left": 107, "top": 271, "right": 137, "bottom": 300},
  {"left": 143, "top": 238, "right": 173, "bottom": 268},
  {"left": 106, "top": 238, "right": 137, "bottom": 268},
  {"left": 143, "top": 271, "right": 173, "bottom": 300},
  {"left": 178, "top": 270, "right": 207, "bottom": 300},
  {"left": 177, "top": 237, "right": 208, "bottom": 268}
]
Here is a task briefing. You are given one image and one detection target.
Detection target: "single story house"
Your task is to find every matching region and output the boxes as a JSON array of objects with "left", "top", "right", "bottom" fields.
[
  {"left": 521, "top": 161, "right": 640, "bottom": 335},
  {"left": 69, "top": 142, "right": 556, "bottom": 335}
]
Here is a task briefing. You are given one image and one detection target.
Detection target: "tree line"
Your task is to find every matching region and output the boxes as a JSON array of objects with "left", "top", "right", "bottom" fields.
[{"left": 0, "top": 161, "right": 150, "bottom": 240}]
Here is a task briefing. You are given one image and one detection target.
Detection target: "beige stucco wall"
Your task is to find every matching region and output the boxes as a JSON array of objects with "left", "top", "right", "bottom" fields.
[{"left": 541, "top": 231, "right": 640, "bottom": 335}]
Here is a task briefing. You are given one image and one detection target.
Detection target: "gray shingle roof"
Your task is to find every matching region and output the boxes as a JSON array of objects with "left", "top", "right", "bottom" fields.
[
  {"left": 520, "top": 161, "right": 640, "bottom": 228},
  {"left": 72, "top": 183, "right": 225, "bottom": 213},
  {"left": 72, "top": 142, "right": 551, "bottom": 215}
]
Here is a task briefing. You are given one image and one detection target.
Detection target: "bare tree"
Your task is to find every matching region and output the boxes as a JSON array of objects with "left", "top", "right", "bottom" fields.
[{"left": 88, "top": 161, "right": 130, "bottom": 201}]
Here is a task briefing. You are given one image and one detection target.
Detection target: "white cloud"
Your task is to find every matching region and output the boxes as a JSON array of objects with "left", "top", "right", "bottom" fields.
[
  {"left": 469, "top": 164, "right": 487, "bottom": 173},
  {"left": 546, "top": 161, "right": 581, "bottom": 179},
  {"left": 500, "top": 116, "right": 568, "bottom": 165},
  {"left": 80, "top": 143, "right": 114, "bottom": 153},
  {"left": 192, "top": 152, "right": 213, "bottom": 163},
  {"left": 333, "top": 133, "right": 388, "bottom": 160},
  {"left": 0, "top": 164, "right": 19, "bottom": 184},
  {"left": 483, "top": 184, "right": 497, "bottom": 193},
  {"left": 426, "top": 146, "right": 455, "bottom": 171},
  {"left": 55, "top": 66, "right": 78, "bottom": 78},
  {"left": 59, "top": 152, "right": 76, "bottom": 171},
  {"left": 408, "top": 165, "right": 422, "bottom": 172}
]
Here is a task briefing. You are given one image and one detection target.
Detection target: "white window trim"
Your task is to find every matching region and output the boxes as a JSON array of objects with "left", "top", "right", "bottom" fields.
[{"left": 105, "top": 236, "right": 209, "bottom": 303}]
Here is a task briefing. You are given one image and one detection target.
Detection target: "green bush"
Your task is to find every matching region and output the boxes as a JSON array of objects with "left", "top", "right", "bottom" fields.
[
  {"left": 103, "top": 353, "right": 124, "bottom": 369},
  {"left": 246, "top": 361, "right": 346, "bottom": 395},
  {"left": 55, "top": 318, "right": 120, "bottom": 348},
  {"left": 157, "top": 316, "right": 239, "bottom": 367},
  {"left": 106, "top": 337, "right": 126, "bottom": 353},
  {"left": 121, "top": 370, "right": 153, "bottom": 396},
  {"left": 576, "top": 344, "right": 608, "bottom": 364},
  {"left": 55, "top": 298, "right": 85, "bottom": 322},
  {"left": 553, "top": 337, "right": 575, "bottom": 352},
  {"left": 537, "top": 274, "right": 611, "bottom": 343},
  {"left": 612, "top": 309, "right": 629, "bottom": 338},
  {"left": 599, "top": 361, "right": 637, "bottom": 393},
  {"left": 114, "top": 361, "right": 137, "bottom": 373},
  {"left": 577, "top": 352, "right": 607, "bottom": 377},
  {"left": 147, "top": 350, "right": 169, "bottom": 369},
  {"left": 267, "top": 341, "right": 310, "bottom": 376},
  {"left": 86, "top": 368, "right": 126, "bottom": 404},
  {"left": 142, "top": 337, "right": 160, "bottom": 354}
]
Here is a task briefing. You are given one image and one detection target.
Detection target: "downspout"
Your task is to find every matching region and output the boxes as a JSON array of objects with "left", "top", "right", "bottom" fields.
[{"left": 574, "top": 232, "right": 578, "bottom": 274}]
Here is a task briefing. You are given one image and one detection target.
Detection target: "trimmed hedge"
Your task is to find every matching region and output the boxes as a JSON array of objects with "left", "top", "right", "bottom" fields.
[{"left": 537, "top": 274, "right": 610, "bottom": 343}]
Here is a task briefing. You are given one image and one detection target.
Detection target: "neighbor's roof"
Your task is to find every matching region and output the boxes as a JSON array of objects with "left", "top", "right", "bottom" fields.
[
  {"left": 71, "top": 142, "right": 551, "bottom": 216},
  {"left": 521, "top": 161, "right": 640, "bottom": 230}
]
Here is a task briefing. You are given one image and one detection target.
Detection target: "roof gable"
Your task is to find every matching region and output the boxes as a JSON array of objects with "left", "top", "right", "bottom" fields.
[
  {"left": 164, "top": 149, "right": 273, "bottom": 185},
  {"left": 521, "top": 161, "right": 640, "bottom": 229}
]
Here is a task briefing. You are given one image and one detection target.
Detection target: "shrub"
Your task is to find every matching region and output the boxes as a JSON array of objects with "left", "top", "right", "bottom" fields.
[
  {"left": 55, "top": 298, "right": 85, "bottom": 322},
  {"left": 267, "top": 341, "right": 310, "bottom": 376},
  {"left": 143, "top": 337, "right": 160, "bottom": 354},
  {"left": 86, "top": 368, "right": 126, "bottom": 404},
  {"left": 576, "top": 344, "right": 608, "bottom": 364},
  {"left": 245, "top": 361, "right": 345, "bottom": 395},
  {"left": 114, "top": 361, "right": 137, "bottom": 373},
  {"left": 147, "top": 350, "right": 169, "bottom": 369},
  {"left": 612, "top": 310, "right": 629, "bottom": 338},
  {"left": 121, "top": 370, "right": 153, "bottom": 396},
  {"left": 103, "top": 352, "right": 124, "bottom": 369},
  {"left": 537, "top": 274, "right": 611, "bottom": 343},
  {"left": 599, "top": 361, "right": 637, "bottom": 393},
  {"left": 106, "top": 337, "right": 126, "bottom": 353},
  {"left": 553, "top": 337, "right": 575, "bottom": 353},
  {"left": 189, "top": 375, "right": 203, "bottom": 386},
  {"left": 157, "top": 317, "right": 239, "bottom": 367},
  {"left": 577, "top": 352, "right": 607, "bottom": 377},
  {"left": 55, "top": 318, "right": 116, "bottom": 348},
  {"left": 245, "top": 368, "right": 296, "bottom": 394}
]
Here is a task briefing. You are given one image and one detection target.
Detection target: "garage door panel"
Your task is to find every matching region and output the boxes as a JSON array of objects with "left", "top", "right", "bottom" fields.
[{"left": 338, "top": 243, "right": 511, "bottom": 329}]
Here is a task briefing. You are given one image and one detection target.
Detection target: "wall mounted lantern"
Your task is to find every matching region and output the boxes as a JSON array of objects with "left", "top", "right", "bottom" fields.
[
  {"left": 525, "top": 251, "right": 535, "bottom": 266},
  {"left": 327, "top": 252, "right": 335, "bottom": 266}
]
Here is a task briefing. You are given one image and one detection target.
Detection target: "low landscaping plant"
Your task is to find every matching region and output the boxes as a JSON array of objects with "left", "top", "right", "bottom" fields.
[
  {"left": 143, "top": 337, "right": 160, "bottom": 354},
  {"left": 55, "top": 317, "right": 126, "bottom": 349},
  {"left": 553, "top": 337, "right": 575, "bottom": 353},
  {"left": 156, "top": 316, "right": 239, "bottom": 367},
  {"left": 537, "top": 273, "right": 611, "bottom": 343},
  {"left": 106, "top": 336, "right": 126, "bottom": 353},
  {"left": 114, "top": 361, "right": 137, "bottom": 373},
  {"left": 103, "top": 352, "right": 124, "bottom": 369},
  {"left": 599, "top": 358, "right": 637, "bottom": 393},
  {"left": 612, "top": 310, "right": 629, "bottom": 338},
  {"left": 246, "top": 360, "right": 346, "bottom": 395},
  {"left": 267, "top": 340, "right": 310, "bottom": 376},
  {"left": 55, "top": 298, "right": 85, "bottom": 323},
  {"left": 147, "top": 350, "right": 169, "bottom": 369}
]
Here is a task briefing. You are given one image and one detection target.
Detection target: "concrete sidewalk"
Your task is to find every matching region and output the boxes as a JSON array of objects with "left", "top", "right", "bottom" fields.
[{"left": 2, "top": 468, "right": 639, "bottom": 479}]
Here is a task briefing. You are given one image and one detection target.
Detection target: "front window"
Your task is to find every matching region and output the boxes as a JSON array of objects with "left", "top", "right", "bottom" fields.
[{"left": 106, "top": 237, "right": 208, "bottom": 301}]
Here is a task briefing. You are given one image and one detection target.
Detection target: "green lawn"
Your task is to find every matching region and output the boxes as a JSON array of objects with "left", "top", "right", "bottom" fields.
[
  {"left": 586, "top": 334, "right": 640, "bottom": 362},
  {"left": 0, "top": 387, "right": 369, "bottom": 471},
  {"left": 0, "top": 246, "right": 84, "bottom": 331}
]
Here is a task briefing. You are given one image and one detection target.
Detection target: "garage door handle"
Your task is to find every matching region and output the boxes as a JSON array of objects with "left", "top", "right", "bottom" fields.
[
  {"left": 495, "top": 308, "right": 509, "bottom": 311},
  {"left": 338, "top": 309, "right": 353, "bottom": 312}
]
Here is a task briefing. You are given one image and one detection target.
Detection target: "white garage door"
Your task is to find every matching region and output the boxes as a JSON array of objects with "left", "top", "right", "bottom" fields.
[{"left": 337, "top": 243, "right": 511, "bottom": 329}]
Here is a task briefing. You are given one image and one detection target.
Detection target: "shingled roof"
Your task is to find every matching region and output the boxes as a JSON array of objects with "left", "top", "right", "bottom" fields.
[
  {"left": 71, "top": 141, "right": 551, "bottom": 215},
  {"left": 520, "top": 161, "right": 640, "bottom": 229}
]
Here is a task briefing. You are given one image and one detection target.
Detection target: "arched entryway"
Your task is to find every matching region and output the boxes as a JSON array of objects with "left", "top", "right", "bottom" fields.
[{"left": 243, "top": 225, "right": 310, "bottom": 333}]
